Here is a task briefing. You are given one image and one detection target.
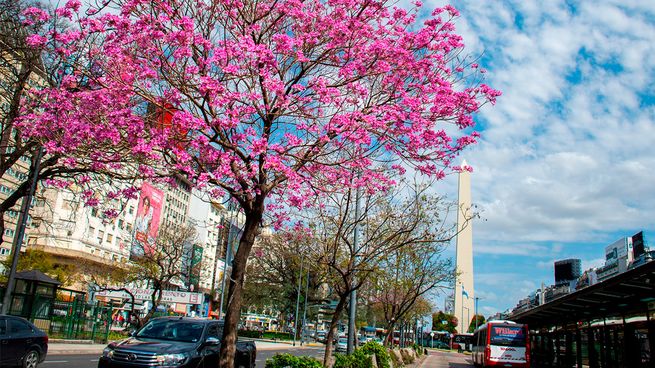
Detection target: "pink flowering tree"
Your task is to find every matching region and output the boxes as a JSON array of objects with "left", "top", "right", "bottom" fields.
[{"left": 20, "top": 0, "right": 499, "bottom": 366}]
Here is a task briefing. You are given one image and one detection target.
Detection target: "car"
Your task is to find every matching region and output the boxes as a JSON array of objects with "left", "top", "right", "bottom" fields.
[
  {"left": 0, "top": 315, "right": 49, "bottom": 368},
  {"left": 98, "top": 317, "right": 256, "bottom": 368},
  {"left": 335, "top": 337, "right": 348, "bottom": 352},
  {"left": 433, "top": 340, "right": 450, "bottom": 349},
  {"left": 316, "top": 331, "right": 327, "bottom": 343}
]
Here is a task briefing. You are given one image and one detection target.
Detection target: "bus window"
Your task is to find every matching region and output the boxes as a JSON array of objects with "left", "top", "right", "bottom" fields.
[{"left": 490, "top": 325, "right": 526, "bottom": 346}]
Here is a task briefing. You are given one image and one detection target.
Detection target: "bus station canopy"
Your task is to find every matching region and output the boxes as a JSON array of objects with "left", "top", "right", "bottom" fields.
[{"left": 511, "top": 260, "right": 655, "bottom": 328}]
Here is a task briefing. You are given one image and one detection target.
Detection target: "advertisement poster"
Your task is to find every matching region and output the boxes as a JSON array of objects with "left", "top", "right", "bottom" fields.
[{"left": 131, "top": 182, "right": 164, "bottom": 258}]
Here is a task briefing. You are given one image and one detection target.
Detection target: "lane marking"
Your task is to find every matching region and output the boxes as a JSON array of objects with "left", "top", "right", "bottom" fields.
[{"left": 44, "top": 361, "right": 68, "bottom": 363}]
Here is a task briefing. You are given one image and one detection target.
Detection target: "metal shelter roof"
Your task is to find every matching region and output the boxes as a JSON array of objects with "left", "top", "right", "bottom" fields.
[
  {"left": 511, "top": 261, "right": 655, "bottom": 328},
  {"left": 14, "top": 270, "right": 61, "bottom": 285}
]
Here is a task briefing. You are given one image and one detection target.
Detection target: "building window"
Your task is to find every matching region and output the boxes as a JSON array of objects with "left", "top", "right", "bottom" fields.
[
  {"left": 106, "top": 234, "right": 113, "bottom": 244},
  {"left": 91, "top": 208, "right": 98, "bottom": 217},
  {"left": 4, "top": 228, "right": 14, "bottom": 237},
  {"left": 129, "top": 206, "right": 134, "bottom": 214},
  {"left": 88, "top": 226, "right": 95, "bottom": 235},
  {"left": 118, "top": 219, "right": 124, "bottom": 229},
  {"left": 0, "top": 248, "right": 9, "bottom": 255},
  {"left": 97, "top": 230, "right": 104, "bottom": 244}
]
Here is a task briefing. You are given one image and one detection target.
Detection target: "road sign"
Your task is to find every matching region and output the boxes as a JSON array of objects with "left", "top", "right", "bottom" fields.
[
  {"left": 430, "top": 332, "right": 435, "bottom": 337},
  {"left": 96, "top": 288, "right": 203, "bottom": 304}
]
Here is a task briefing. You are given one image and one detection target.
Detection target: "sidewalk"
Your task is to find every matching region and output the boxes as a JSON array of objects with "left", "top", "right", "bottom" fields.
[
  {"left": 415, "top": 350, "right": 472, "bottom": 368},
  {"left": 49, "top": 343, "right": 106, "bottom": 355},
  {"left": 48, "top": 339, "right": 322, "bottom": 355}
]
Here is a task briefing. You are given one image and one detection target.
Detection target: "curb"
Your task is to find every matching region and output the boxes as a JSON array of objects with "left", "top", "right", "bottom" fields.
[{"left": 49, "top": 339, "right": 95, "bottom": 344}]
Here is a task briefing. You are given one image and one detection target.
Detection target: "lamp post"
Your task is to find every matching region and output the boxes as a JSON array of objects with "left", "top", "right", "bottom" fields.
[
  {"left": 347, "top": 185, "right": 361, "bottom": 354},
  {"left": 300, "top": 267, "right": 310, "bottom": 345},
  {"left": 1, "top": 147, "right": 44, "bottom": 315},
  {"left": 218, "top": 202, "right": 237, "bottom": 319},
  {"left": 474, "top": 297, "right": 480, "bottom": 331},
  {"left": 293, "top": 255, "right": 304, "bottom": 346}
]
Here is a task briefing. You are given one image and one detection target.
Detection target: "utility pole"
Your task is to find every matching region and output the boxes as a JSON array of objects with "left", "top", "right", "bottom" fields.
[
  {"left": 474, "top": 297, "right": 480, "bottom": 331},
  {"left": 1, "top": 147, "right": 43, "bottom": 314},
  {"left": 300, "top": 269, "right": 309, "bottom": 345},
  {"left": 347, "top": 186, "right": 361, "bottom": 354},
  {"left": 218, "top": 202, "right": 236, "bottom": 319},
  {"left": 293, "top": 255, "right": 304, "bottom": 346}
]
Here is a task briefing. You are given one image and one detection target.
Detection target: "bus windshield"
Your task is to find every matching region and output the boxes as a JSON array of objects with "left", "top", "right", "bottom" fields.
[{"left": 489, "top": 325, "right": 526, "bottom": 346}]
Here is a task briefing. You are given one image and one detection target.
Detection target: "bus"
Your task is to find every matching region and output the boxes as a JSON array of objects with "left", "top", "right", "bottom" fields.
[
  {"left": 472, "top": 320, "right": 529, "bottom": 368},
  {"left": 451, "top": 333, "right": 473, "bottom": 352}
]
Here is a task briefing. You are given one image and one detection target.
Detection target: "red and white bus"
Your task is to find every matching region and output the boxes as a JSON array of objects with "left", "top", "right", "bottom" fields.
[{"left": 472, "top": 320, "right": 529, "bottom": 368}]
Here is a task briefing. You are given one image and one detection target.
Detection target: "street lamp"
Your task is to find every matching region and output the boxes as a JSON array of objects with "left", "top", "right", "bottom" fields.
[
  {"left": 474, "top": 297, "right": 481, "bottom": 331},
  {"left": 293, "top": 254, "right": 304, "bottom": 347},
  {"left": 300, "top": 268, "right": 310, "bottom": 346}
]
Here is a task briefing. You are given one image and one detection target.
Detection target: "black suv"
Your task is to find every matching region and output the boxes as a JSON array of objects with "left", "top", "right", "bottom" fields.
[
  {"left": 98, "top": 317, "right": 256, "bottom": 368},
  {"left": 0, "top": 315, "right": 48, "bottom": 368}
]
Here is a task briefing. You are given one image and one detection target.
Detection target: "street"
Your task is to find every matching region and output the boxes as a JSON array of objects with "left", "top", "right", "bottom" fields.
[
  {"left": 41, "top": 348, "right": 477, "bottom": 368},
  {"left": 42, "top": 347, "right": 326, "bottom": 368},
  {"left": 421, "top": 350, "right": 473, "bottom": 368}
]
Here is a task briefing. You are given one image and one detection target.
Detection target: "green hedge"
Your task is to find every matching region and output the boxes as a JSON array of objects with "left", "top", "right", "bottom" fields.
[
  {"left": 237, "top": 330, "right": 262, "bottom": 338},
  {"left": 262, "top": 331, "right": 293, "bottom": 340},
  {"left": 411, "top": 343, "right": 423, "bottom": 356},
  {"left": 359, "top": 341, "right": 391, "bottom": 368},
  {"left": 107, "top": 330, "right": 129, "bottom": 341},
  {"left": 265, "top": 353, "right": 322, "bottom": 368},
  {"left": 333, "top": 349, "right": 372, "bottom": 368}
]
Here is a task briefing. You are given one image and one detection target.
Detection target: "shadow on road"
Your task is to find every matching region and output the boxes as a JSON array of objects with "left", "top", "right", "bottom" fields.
[{"left": 449, "top": 363, "right": 473, "bottom": 368}]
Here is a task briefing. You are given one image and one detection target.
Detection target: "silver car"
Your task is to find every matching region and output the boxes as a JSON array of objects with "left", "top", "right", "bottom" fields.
[{"left": 335, "top": 337, "right": 348, "bottom": 352}]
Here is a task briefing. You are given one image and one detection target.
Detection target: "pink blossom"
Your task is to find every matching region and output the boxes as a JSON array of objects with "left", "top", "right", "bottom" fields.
[
  {"left": 23, "top": 7, "right": 50, "bottom": 22},
  {"left": 25, "top": 34, "right": 48, "bottom": 47}
]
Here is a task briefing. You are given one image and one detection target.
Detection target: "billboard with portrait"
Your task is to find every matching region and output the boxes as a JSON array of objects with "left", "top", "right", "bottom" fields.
[{"left": 131, "top": 182, "right": 164, "bottom": 258}]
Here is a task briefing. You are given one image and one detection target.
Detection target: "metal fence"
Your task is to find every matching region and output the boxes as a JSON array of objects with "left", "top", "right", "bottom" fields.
[{"left": 1, "top": 286, "right": 115, "bottom": 343}]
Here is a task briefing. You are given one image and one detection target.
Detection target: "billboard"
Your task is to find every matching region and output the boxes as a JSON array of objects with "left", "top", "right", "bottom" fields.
[
  {"left": 96, "top": 288, "right": 202, "bottom": 305},
  {"left": 131, "top": 182, "right": 164, "bottom": 258},
  {"left": 632, "top": 231, "right": 645, "bottom": 259}
]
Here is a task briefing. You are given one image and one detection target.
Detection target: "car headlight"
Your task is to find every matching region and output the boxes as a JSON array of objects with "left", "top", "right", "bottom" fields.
[
  {"left": 156, "top": 353, "right": 188, "bottom": 366},
  {"left": 102, "top": 347, "right": 114, "bottom": 358}
]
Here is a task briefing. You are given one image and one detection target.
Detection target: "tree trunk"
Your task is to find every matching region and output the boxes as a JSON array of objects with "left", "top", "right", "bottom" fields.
[
  {"left": 323, "top": 296, "right": 348, "bottom": 367},
  {"left": 142, "top": 287, "right": 163, "bottom": 327},
  {"left": 384, "top": 321, "right": 397, "bottom": 347},
  {"left": 219, "top": 208, "right": 263, "bottom": 368}
]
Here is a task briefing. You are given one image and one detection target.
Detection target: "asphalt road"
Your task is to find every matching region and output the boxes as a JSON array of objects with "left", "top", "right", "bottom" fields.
[{"left": 42, "top": 347, "right": 326, "bottom": 368}]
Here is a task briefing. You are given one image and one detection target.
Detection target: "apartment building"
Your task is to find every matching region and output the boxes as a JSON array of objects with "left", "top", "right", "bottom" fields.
[
  {"left": 27, "top": 184, "right": 139, "bottom": 282},
  {"left": 0, "top": 17, "right": 47, "bottom": 259}
]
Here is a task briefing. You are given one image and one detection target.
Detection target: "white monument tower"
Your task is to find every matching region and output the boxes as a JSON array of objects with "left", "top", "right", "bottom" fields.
[{"left": 454, "top": 160, "right": 475, "bottom": 333}]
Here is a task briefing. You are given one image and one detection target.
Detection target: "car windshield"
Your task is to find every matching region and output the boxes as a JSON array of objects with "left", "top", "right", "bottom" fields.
[
  {"left": 136, "top": 320, "right": 205, "bottom": 343},
  {"left": 490, "top": 325, "right": 526, "bottom": 347}
]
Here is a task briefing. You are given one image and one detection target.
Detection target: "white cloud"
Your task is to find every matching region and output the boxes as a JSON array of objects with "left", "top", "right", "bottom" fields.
[{"left": 417, "top": 0, "right": 655, "bottom": 314}]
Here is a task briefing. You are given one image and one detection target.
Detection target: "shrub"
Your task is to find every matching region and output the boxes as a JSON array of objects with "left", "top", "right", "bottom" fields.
[
  {"left": 388, "top": 349, "right": 404, "bottom": 368},
  {"left": 411, "top": 343, "right": 422, "bottom": 356},
  {"left": 262, "top": 331, "right": 293, "bottom": 340},
  {"left": 238, "top": 330, "right": 262, "bottom": 338},
  {"left": 402, "top": 348, "right": 417, "bottom": 364},
  {"left": 265, "top": 353, "right": 323, "bottom": 368},
  {"left": 333, "top": 350, "right": 372, "bottom": 368},
  {"left": 107, "top": 330, "right": 129, "bottom": 342},
  {"left": 359, "top": 341, "right": 391, "bottom": 368}
]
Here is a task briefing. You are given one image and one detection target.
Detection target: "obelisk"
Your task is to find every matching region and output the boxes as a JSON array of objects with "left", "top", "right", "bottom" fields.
[{"left": 454, "top": 160, "right": 475, "bottom": 333}]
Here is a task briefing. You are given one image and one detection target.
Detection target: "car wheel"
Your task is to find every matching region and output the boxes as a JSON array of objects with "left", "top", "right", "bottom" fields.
[{"left": 23, "top": 350, "right": 39, "bottom": 368}]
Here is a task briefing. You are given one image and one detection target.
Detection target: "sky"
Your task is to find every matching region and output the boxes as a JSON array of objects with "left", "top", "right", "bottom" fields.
[{"left": 418, "top": 0, "right": 655, "bottom": 316}]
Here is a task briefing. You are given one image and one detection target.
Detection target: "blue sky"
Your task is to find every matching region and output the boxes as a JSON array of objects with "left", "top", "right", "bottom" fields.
[{"left": 416, "top": 0, "right": 655, "bottom": 316}]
